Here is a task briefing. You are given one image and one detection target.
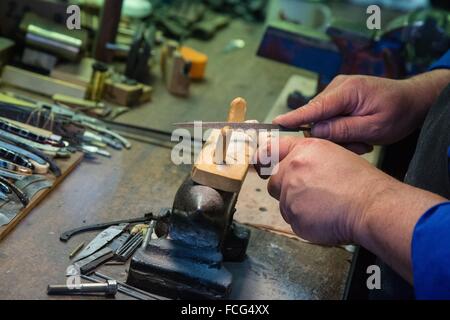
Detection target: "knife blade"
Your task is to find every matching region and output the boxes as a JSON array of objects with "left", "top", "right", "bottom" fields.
[
  {"left": 73, "top": 223, "right": 128, "bottom": 262},
  {"left": 174, "top": 122, "right": 311, "bottom": 132}
]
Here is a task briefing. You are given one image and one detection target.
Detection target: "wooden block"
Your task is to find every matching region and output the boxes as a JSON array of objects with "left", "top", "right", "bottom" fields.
[
  {"left": 104, "top": 79, "right": 143, "bottom": 106},
  {"left": 1, "top": 65, "right": 86, "bottom": 99},
  {"left": 191, "top": 97, "right": 256, "bottom": 193},
  {"left": 214, "top": 97, "right": 247, "bottom": 164}
]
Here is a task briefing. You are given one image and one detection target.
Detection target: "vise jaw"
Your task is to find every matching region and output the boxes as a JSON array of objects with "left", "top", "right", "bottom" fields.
[{"left": 127, "top": 177, "right": 250, "bottom": 299}]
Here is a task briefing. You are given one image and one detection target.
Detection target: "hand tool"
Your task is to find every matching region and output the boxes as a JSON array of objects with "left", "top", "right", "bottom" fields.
[
  {"left": 47, "top": 280, "right": 117, "bottom": 296},
  {"left": 90, "top": 272, "right": 165, "bottom": 300},
  {"left": 0, "top": 168, "right": 28, "bottom": 180},
  {"left": 0, "top": 176, "right": 29, "bottom": 206},
  {"left": 0, "top": 144, "right": 47, "bottom": 174},
  {"left": 1, "top": 66, "right": 86, "bottom": 99},
  {"left": 0, "top": 158, "right": 32, "bottom": 175},
  {"left": 0, "top": 137, "right": 61, "bottom": 176},
  {"left": 69, "top": 242, "right": 85, "bottom": 259},
  {"left": 82, "top": 121, "right": 131, "bottom": 149},
  {"left": 174, "top": 122, "right": 312, "bottom": 132},
  {"left": 116, "top": 234, "right": 143, "bottom": 262},
  {"left": 108, "top": 232, "right": 130, "bottom": 253},
  {"left": 81, "top": 274, "right": 151, "bottom": 300},
  {"left": 52, "top": 94, "right": 106, "bottom": 113},
  {"left": 95, "top": 272, "right": 166, "bottom": 300},
  {"left": 0, "top": 117, "right": 64, "bottom": 146},
  {"left": 60, "top": 212, "right": 157, "bottom": 242},
  {"left": 141, "top": 220, "right": 157, "bottom": 249},
  {"left": 81, "top": 145, "right": 111, "bottom": 158},
  {"left": 73, "top": 224, "right": 128, "bottom": 262},
  {"left": 73, "top": 247, "right": 115, "bottom": 274}
]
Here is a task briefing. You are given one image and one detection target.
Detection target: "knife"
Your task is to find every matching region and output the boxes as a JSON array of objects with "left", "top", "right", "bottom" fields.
[
  {"left": 73, "top": 223, "right": 128, "bottom": 262},
  {"left": 174, "top": 122, "right": 311, "bottom": 132}
]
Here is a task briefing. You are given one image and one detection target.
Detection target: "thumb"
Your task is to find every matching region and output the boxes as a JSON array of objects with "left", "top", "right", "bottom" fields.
[
  {"left": 273, "top": 88, "right": 354, "bottom": 128},
  {"left": 311, "top": 116, "right": 368, "bottom": 143}
]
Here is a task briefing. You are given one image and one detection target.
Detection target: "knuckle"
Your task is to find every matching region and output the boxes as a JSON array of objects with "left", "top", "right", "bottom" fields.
[
  {"left": 334, "top": 74, "right": 348, "bottom": 83},
  {"left": 346, "top": 76, "right": 367, "bottom": 90},
  {"left": 335, "top": 121, "right": 351, "bottom": 140}
]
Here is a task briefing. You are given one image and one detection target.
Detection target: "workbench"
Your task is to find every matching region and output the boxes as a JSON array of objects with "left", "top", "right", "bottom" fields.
[{"left": 0, "top": 18, "right": 354, "bottom": 300}]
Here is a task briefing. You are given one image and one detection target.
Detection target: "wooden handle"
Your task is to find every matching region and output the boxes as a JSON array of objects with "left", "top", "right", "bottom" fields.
[{"left": 227, "top": 97, "right": 247, "bottom": 123}]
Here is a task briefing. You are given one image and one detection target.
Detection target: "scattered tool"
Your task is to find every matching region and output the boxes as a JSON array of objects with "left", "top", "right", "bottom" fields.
[
  {"left": 59, "top": 213, "right": 155, "bottom": 242},
  {"left": 174, "top": 122, "right": 312, "bottom": 132},
  {"left": 74, "top": 247, "right": 115, "bottom": 275},
  {"left": 47, "top": 280, "right": 118, "bottom": 296},
  {"left": 69, "top": 242, "right": 85, "bottom": 259},
  {"left": 73, "top": 224, "right": 128, "bottom": 262},
  {"left": 115, "top": 232, "right": 144, "bottom": 262}
]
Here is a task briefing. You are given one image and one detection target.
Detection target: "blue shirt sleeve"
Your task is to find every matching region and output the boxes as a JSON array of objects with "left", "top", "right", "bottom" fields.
[
  {"left": 429, "top": 50, "right": 450, "bottom": 70},
  {"left": 412, "top": 202, "right": 450, "bottom": 299}
]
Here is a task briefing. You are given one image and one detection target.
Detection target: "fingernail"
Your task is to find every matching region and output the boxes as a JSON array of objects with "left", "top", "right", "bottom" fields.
[{"left": 312, "top": 122, "right": 330, "bottom": 138}]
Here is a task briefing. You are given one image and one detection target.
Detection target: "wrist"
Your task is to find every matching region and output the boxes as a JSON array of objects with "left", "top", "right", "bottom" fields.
[
  {"left": 402, "top": 69, "right": 450, "bottom": 117},
  {"left": 354, "top": 178, "right": 447, "bottom": 281}
]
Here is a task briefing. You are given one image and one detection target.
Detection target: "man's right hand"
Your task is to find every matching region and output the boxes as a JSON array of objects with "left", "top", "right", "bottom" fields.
[{"left": 274, "top": 70, "right": 450, "bottom": 154}]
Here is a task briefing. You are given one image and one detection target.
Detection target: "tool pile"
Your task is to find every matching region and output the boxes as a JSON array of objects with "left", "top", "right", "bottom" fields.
[
  {"left": 0, "top": 90, "right": 130, "bottom": 229},
  {"left": 50, "top": 211, "right": 168, "bottom": 299}
]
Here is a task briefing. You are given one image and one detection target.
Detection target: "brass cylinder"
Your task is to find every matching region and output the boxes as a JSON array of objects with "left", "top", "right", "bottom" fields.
[{"left": 88, "top": 62, "right": 108, "bottom": 102}]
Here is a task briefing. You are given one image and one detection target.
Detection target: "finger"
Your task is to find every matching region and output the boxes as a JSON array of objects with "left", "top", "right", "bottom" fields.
[
  {"left": 341, "top": 143, "right": 374, "bottom": 155},
  {"left": 267, "top": 161, "right": 287, "bottom": 200},
  {"left": 278, "top": 186, "right": 292, "bottom": 225},
  {"left": 273, "top": 88, "right": 354, "bottom": 128},
  {"left": 254, "top": 136, "right": 299, "bottom": 178},
  {"left": 311, "top": 115, "right": 369, "bottom": 143}
]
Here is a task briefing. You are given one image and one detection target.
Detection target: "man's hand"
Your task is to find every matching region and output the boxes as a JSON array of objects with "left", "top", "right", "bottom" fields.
[
  {"left": 256, "top": 137, "right": 446, "bottom": 282},
  {"left": 258, "top": 137, "right": 395, "bottom": 245},
  {"left": 274, "top": 70, "right": 450, "bottom": 154}
]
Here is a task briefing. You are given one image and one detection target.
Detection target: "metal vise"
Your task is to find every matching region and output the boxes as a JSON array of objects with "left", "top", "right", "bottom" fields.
[{"left": 127, "top": 177, "right": 250, "bottom": 299}]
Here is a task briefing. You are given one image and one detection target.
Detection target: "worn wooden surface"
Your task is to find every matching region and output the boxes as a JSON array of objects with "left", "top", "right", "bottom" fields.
[
  {"left": 0, "top": 140, "right": 351, "bottom": 300},
  {"left": 0, "top": 19, "right": 352, "bottom": 300}
]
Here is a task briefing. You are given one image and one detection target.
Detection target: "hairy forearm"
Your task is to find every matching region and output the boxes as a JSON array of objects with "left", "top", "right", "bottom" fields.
[
  {"left": 355, "top": 179, "right": 446, "bottom": 283},
  {"left": 403, "top": 69, "right": 450, "bottom": 117}
]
